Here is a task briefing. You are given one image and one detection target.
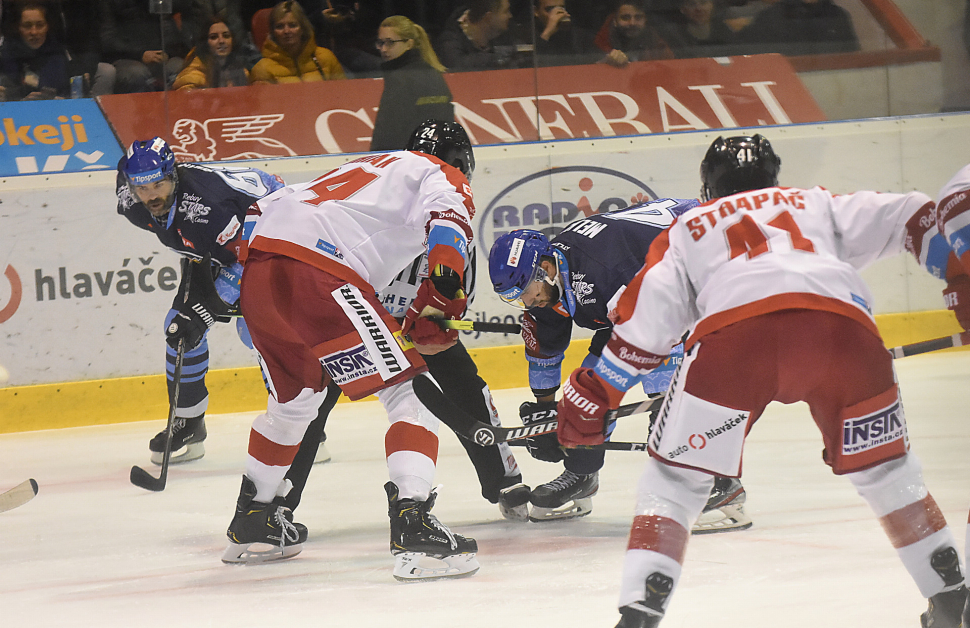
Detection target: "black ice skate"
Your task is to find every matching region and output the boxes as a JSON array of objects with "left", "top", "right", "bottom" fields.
[
  {"left": 615, "top": 572, "right": 674, "bottom": 628},
  {"left": 149, "top": 415, "right": 206, "bottom": 465},
  {"left": 222, "top": 476, "right": 308, "bottom": 564},
  {"left": 385, "top": 481, "right": 479, "bottom": 581},
  {"left": 921, "top": 547, "right": 968, "bottom": 628},
  {"left": 691, "top": 476, "right": 752, "bottom": 534},
  {"left": 498, "top": 482, "right": 531, "bottom": 522},
  {"left": 529, "top": 470, "right": 598, "bottom": 522}
]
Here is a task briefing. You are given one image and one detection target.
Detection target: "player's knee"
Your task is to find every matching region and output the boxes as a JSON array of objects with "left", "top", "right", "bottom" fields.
[
  {"left": 846, "top": 453, "right": 926, "bottom": 515},
  {"left": 635, "top": 458, "right": 714, "bottom": 528}
]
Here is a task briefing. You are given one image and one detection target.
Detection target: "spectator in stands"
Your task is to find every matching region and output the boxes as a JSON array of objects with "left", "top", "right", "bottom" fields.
[
  {"left": 659, "top": 0, "right": 739, "bottom": 59},
  {"left": 370, "top": 15, "right": 454, "bottom": 151},
  {"left": 597, "top": 0, "right": 674, "bottom": 67},
  {"left": 47, "top": 0, "right": 116, "bottom": 96},
  {"left": 249, "top": 0, "right": 346, "bottom": 83},
  {"left": 436, "top": 0, "right": 522, "bottom": 72},
  {"left": 721, "top": 0, "right": 774, "bottom": 33},
  {"left": 173, "top": 16, "right": 249, "bottom": 90},
  {"left": 309, "top": 0, "right": 382, "bottom": 77},
  {"left": 97, "top": 0, "right": 187, "bottom": 93},
  {"left": 531, "top": 0, "right": 600, "bottom": 66},
  {"left": 738, "top": 0, "right": 860, "bottom": 55},
  {"left": 0, "top": 1, "right": 69, "bottom": 100},
  {"left": 180, "top": 0, "right": 260, "bottom": 67}
]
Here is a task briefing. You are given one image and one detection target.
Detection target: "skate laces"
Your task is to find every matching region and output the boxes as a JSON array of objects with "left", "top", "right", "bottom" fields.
[
  {"left": 418, "top": 489, "right": 458, "bottom": 550},
  {"left": 273, "top": 506, "right": 300, "bottom": 545},
  {"left": 546, "top": 470, "right": 583, "bottom": 491}
]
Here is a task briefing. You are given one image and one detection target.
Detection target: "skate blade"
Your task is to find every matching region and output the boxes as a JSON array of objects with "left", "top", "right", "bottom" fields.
[
  {"left": 313, "top": 442, "right": 332, "bottom": 465},
  {"left": 221, "top": 541, "right": 303, "bottom": 564},
  {"left": 392, "top": 552, "right": 480, "bottom": 581},
  {"left": 528, "top": 497, "right": 593, "bottom": 522},
  {"left": 151, "top": 442, "right": 205, "bottom": 466},
  {"left": 691, "top": 503, "right": 753, "bottom": 535}
]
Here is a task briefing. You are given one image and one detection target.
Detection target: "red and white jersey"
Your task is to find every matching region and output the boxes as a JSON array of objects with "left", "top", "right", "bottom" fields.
[
  {"left": 606, "top": 185, "right": 934, "bottom": 368},
  {"left": 245, "top": 150, "right": 474, "bottom": 292}
]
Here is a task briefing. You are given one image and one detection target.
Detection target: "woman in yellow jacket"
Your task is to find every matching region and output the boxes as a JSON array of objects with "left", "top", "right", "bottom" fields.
[
  {"left": 173, "top": 17, "right": 249, "bottom": 91},
  {"left": 250, "top": 1, "right": 346, "bottom": 84}
]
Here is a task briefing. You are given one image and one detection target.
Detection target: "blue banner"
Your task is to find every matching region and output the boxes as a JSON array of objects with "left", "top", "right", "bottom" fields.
[{"left": 0, "top": 99, "right": 123, "bottom": 176}]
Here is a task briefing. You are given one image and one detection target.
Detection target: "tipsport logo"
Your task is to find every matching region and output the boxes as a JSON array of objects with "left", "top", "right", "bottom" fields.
[{"left": 477, "top": 166, "right": 657, "bottom": 251}]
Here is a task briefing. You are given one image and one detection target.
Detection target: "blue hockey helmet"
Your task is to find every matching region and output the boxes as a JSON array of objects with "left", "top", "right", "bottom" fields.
[
  {"left": 406, "top": 120, "right": 475, "bottom": 181},
  {"left": 488, "top": 229, "right": 558, "bottom": 309},
  {"left": 121, "top": 137, "right": 177, "bottom": 187}
]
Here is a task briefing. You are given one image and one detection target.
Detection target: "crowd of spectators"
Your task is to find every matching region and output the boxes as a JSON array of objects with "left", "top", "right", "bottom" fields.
[{"left": 0, "top": 0, "right": 861, "bottom": 101}]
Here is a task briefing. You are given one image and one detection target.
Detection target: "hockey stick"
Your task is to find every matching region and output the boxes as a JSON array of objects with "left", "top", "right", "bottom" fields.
[
  {"left": 888, "top": 331, "right": 970, "bottom": 359},
  {"left": 0, "top": 479, "right": 38, "bottom": 513},
  {"left": 412, "top": 374, "right": 655, "bottom": 445},
  {"left": 130, "top": 261, "right": 194, "bottom": 492},
  {"left": 435, "top": 319, "right": 521, "bottom": 334},
  {"left": 507, "top": 440, "right": 649, "bottom": 452}
]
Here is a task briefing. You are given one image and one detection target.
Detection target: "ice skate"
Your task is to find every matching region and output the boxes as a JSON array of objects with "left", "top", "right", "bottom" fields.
[
  {"left": 921, "top": 547, "right": 968, "bottom": 628},
  {"left": 385, "top": 482, "right": 479, "bottom": 581},
  {"left": 615, "top": 572, "right": 673, "bottom": 628},
  {"left": 529, "top": 470, "right": 597, "bottom": 522},
  {"left": 498, "top": 482, "right": 531, "bottom": 522},
  {"left": 222, "top": 476, "right": 307, "bottom": 564},
  {"left": 691, "top": 476, "right": 752, "bottom": 534},
  {"left": 149, "top": 415, "right": 206, "bottom": 465}
]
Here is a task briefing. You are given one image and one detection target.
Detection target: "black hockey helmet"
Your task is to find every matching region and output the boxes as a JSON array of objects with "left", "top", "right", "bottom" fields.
[
  {"left": 406, "top": 120, "right": 475, "bottom": 181},
  {"left": 700, "top": 134, "right": 781, "bottom": 202}
]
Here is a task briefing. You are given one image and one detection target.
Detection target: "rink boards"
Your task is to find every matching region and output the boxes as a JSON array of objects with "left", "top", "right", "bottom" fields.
[{"left": 2, "top": 114, "right": 969, "bottom": 430}]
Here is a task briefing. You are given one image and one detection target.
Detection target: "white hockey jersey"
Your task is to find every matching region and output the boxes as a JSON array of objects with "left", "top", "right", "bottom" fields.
[
  {"left": 243, "top": 151, "right": 474, "bottom": 292},
  {"left": 602, "top": 185, "right": 934, "bottom": 378}
]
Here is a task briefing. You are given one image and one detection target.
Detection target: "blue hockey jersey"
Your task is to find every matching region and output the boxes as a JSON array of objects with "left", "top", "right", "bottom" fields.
[
  {"left": 116, "top": 162, "right": 284, "bottom": 268},
  {"left": 524, "top": 198, "right": 697, "bottom": 396}
]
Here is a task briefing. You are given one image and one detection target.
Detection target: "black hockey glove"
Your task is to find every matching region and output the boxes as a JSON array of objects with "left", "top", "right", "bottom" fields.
[
  {"left": 166, "top": 302, "right": 217, "bottom": 351},
  {"left": 519, "top": 400, "right": 565, "bottom": 463}
]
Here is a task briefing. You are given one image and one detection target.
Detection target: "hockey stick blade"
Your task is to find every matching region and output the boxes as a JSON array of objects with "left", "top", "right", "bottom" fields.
[
  {"left": 889, "top": 331, "right": 970, "bottom": 359},
  {"left": 434, "top": 319, "right": 521, "bottom": 334},
  {"left": 129, "top": 465, "right": 166, "bottom": 492},
  {"left": 0, "top": 478, "right": 39, "bottom": 513},
  {"left": 411, "top": 374, "right": 652, "bottom": 445},
  {"left": 508, "top": 440, "right": 649, "bottom": 452}
]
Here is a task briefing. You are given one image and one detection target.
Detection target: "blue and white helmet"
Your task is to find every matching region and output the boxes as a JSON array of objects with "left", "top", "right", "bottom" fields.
[
  {"left": 488, "top": 229, "right": 557, "bottom": 309},
  {"left": 121, "top": 137, "right": 177, "bottom": 188}
]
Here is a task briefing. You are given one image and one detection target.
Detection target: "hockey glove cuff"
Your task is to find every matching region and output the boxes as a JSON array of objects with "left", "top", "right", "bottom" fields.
[
  {"left": 519, "top": 400, "right": 565, "bottom": 462},
  {"left": 402, "top": 278, "right": 467, "bottom": 338},
  {"left": 166, "top": 302, "right": 215, "bottom": 351},
  {"left": 557, "top": 368, "right": 612, "bottom": 448},
  {"left": 944, "top": 274, "right": 970, "bottom": 331}
]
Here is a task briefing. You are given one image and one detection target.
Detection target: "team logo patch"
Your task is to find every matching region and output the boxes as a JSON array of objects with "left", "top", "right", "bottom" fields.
[{"left": 842, "top": 401, "right": 906, "bottom": 455}]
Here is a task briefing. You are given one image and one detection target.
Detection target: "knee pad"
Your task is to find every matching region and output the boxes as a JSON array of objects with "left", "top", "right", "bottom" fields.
[
  {"left": 635, "top": 458, "right": 714, "bottom": 529},
  {"left": 377, "top": 377, "right": 440, "bottom": 436},
  {"left": 846, "top": 453, "right": 927, "bottom": 516},
  {"left": 255, "top": 387, "right": 330, "bottom": 446}
]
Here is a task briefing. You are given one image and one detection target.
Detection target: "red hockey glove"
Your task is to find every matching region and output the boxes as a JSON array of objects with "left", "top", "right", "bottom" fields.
[
  {"left": 401, "top": 278, "right": 467, "bottom": 342},
  {"left": 557, "top": 368, "right": 612, "bottom": 448},
  {"left": 944, "top": 274, "right": 970, "bottom": 331}
]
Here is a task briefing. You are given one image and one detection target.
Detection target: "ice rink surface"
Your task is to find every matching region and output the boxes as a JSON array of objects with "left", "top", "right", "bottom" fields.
[{"left": 3, "top": 352, "right": 970, "bottom": 628}]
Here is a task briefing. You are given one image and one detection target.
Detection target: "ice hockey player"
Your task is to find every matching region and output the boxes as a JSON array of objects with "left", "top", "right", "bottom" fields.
[
  {"left": 222, "top": 120, "right": 481, "bottom": 580},
  {"left": 555, "top": 134, "right": 970, "bottom": 627},
  {"left": 487, "top": 206, "right": 751, "bottom": 531},
  {"left": 114, "top": 138, "right": 337, "bottom": 468}
]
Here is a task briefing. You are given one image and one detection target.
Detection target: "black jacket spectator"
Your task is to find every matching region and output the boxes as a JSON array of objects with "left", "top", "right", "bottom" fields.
[
  {"left": 436, "top": 2, "right": 522, "bottom": 72},
  {"left": 659, "top": 0, "right": 740, "bottom": 59},
  {"left": 0, "top": 30, "right": 69, "bottom": 99},
  {"left": 0, "top": 3, "right": 69, "bottom": 100},
  {"left": 97, "top": 0, "right": 187, "bottom": 93},
  {"left": 371, "top": 47, "right": 454, "bottom": 151},
  {"left": 738, "top": 0, "right": 860, "bottom": 56}
]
